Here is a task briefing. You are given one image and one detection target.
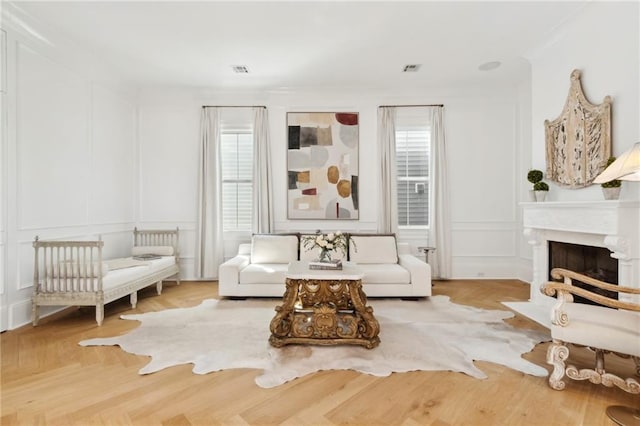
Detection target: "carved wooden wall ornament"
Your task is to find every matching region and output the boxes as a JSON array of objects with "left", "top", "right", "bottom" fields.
[{"left": 544, "top": 70, "right": 612, "bottom": 188}]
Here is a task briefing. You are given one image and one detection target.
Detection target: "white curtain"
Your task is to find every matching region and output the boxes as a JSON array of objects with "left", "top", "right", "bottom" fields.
[
  {"left": 252, "top": 107, "right": 274, "bottom": 233},
  {"left": 377, "top": 107, "right": 398, "bottom": 234},
  {"left": 428, "top": 106, "right": 452, "bottom": 279},
  {"left": 195, "top": 107, "right": 224, "bottom": 279}
]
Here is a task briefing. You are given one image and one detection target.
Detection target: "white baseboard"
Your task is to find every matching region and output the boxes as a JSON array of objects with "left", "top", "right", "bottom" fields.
[
  {"left": 9, "top": 298, "right": 67, "bottom": 330},
  {"left": 451, "top": 257, "right": 520, "bottom": 279}
]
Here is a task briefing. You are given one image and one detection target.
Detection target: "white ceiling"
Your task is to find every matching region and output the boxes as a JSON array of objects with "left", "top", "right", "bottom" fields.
[{"left": 9, "top": 1, "right": 590, "bottom": 91}]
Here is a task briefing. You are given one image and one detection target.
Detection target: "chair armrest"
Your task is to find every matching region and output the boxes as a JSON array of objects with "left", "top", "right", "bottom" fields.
[
  {"left": 541, "top": 268, "right": 640, "bottom": 312},
  {"left": 398, "top": 254, "right": 431, "bottom": 293},
  {"left": 218, "top": 254, "right": 250, "bottom": 290},
  {"left": 541, "top": 282, "right": 640, "bottom": 312},
  {"left": 550, "top": 268, "right": 640, "bottom": 295}
]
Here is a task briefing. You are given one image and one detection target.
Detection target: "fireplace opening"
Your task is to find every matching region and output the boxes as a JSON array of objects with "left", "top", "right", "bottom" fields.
[{"left": 548, "top": 241, "right": 618, "bottom": 306}]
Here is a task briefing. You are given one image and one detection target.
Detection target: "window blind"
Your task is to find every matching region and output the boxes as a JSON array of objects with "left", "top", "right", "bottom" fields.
[
  {"left": 396, "top": 129, "right": 430, "bottom": 227},
  {"left": 221, "top": 132, "right": 253, "bottom": 231}
]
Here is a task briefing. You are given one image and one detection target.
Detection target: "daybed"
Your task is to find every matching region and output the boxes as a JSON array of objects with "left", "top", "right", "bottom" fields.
[
  {"left": 32, "top": 227, "right": 180, "bottom": 326},
  {"left": 218, "top": 233, "right": 431, "bottom": 298},
  {"left": 541, "top": 268, "right": 640, "bottom": 394}
]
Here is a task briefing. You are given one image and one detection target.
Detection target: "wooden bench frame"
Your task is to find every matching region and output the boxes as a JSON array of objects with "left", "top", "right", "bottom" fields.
[{"left": 32, "top": 227, "right": 180, "bottom": 326}]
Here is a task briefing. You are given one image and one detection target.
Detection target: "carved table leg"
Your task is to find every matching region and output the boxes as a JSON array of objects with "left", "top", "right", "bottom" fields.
[
  {"left": 348, "top": 280, "right": 380, "bottom": 348},
  {"left": 269, "top": 279, "right": 299, "bottom": 347}
]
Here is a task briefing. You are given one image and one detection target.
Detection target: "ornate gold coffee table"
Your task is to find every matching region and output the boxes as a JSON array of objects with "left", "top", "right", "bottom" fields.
[{"left": 269, "top": 261, "right": 380, "bottom": 349}]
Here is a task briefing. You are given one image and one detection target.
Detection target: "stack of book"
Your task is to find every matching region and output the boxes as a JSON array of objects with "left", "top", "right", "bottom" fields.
[{"left": 308, "top": 259, "right": 343, "bottom": 270}]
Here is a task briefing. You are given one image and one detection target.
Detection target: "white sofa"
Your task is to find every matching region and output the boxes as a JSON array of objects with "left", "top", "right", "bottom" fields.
[{"left": 218, "top": 233, "right": 431, "bottom": 298}]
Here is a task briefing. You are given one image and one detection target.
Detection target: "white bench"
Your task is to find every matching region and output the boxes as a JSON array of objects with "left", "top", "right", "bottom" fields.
[{"left": 32, "top": 228, "right": 180, "bottom": 326}]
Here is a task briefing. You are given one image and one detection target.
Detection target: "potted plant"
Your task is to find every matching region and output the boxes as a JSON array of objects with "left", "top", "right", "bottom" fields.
[
  {"left": 533, "top": 181, "right": 549, "bottom": 201},
  {"left": 600, "top": 156, "right": 622, "bottom": 200},
  {"left": 527, "top": 169, "right": 548, "bottom": 202}
]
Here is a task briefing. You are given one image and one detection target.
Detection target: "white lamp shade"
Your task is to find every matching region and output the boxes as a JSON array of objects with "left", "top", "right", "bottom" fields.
[{"left": 593, "top": 142, "right": 640, "bottom": 183}]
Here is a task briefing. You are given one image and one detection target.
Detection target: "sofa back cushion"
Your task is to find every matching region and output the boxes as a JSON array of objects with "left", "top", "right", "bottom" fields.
[
  {"left": 299, "top": 234, "right": 347, "bottom": 262},
  {"left": 251, "top": 234, "right": 299, "bottom": 263},
  {"left": 349, "top": 234, "right": 398, "bottom": 264}
]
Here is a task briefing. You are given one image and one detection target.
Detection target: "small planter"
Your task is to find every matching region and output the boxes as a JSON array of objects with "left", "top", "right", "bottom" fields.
[
  {"left": 534, "top": 191, "right": 548, "bottom": 202},
  {"left": 602, "top": 187, "right": 621, "bottom": 200}
]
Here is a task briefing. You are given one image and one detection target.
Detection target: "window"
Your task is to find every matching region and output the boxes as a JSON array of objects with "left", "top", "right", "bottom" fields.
[
  {"left": 396, "top": 127, "right": 430, "bottom": 228},
  {"left": 221, "top": 132, "right": 253, "bottom": 231}
]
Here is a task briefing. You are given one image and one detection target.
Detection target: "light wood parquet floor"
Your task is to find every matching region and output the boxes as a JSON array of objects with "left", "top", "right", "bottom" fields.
[{"left": 1, "top": 279, "right": 638, "bottom": 425}]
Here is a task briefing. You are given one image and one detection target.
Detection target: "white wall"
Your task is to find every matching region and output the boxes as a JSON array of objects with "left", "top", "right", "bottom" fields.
[
  {"left": 6, "top": 1, "right": 634, "bottom": 329},
  {"left": 137, "top": 94, "right": 201, "bottom": 278},
  {"left": 1, "top": 28, "right": 7, "bottom": 331},
  {"left": 528, "top": 1, "right": 640, "bottom": 202},
  {"left": 1, "top": 6, "right": 139, "bottom": 330},
  {"left": 137, "top": 85, "right": 524, "bottom": 280},
  {"left": 518, "top": 1, "right": 640, "bottom": 282}
]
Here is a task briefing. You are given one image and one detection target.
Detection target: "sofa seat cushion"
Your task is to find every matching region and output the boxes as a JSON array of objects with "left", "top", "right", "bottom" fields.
[
  {"left": 551, "top": 303, "right": 640, "bottom": 356},
  {"left": 240, "top": 263, "right": 289, "bottom": 284},
  {"left": 359, "top": 264, "right": 410, "bottom": 284}
]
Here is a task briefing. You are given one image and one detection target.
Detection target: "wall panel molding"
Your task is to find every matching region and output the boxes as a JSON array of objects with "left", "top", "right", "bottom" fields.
[{"left": 16, "top": 41, "right": 90, "bottom": 231}]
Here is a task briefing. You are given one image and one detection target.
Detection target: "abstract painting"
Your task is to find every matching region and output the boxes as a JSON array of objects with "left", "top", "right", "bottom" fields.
[{"left": 287, "top": 112, "right": 359, "bottom": 219}]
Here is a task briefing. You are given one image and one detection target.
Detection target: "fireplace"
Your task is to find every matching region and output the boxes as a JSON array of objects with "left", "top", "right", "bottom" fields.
[
  {"left": 513, "top": 200, "right": 640, "bottom": 326},
  {"left": 548, "top": 241, "right": 618, "bottom": 304}
]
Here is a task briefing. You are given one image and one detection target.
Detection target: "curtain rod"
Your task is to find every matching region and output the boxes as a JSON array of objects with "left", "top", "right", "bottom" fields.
[
  {"left": 378, "top": 104, "right": 443, "bottom": 108},
  {"left": 202, "top": 105, "right": 266, "bottom": 108}
]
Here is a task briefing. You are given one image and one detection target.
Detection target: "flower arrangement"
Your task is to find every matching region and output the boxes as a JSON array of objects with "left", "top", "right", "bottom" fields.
[{"left": 302, "top": 231, "right": 349, "bottom": 263}]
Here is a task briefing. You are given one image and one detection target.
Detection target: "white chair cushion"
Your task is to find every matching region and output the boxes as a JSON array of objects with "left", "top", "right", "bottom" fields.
[
  {"left": 251, "top": 235, "right": 299, "bottom": 264},
  {"left": 239, "top": 263, "right": 290, "bottom": 284},
  {"left": 299, "top": 234, "right": 347, "bottom": 262},
  {"left": 358, "top": 264, "right": 410, "bottom": 284},
  {"left": 349, "top": 235, "right": 398, "bottom": 264},
  {"left": 551, "top": 303, "right": 640, "bottom": 356}
]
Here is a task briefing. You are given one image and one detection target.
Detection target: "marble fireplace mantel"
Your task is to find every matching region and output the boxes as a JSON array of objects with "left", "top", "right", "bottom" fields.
[{"left": 507, "top": 200, "right": 640, "bottom": 327}]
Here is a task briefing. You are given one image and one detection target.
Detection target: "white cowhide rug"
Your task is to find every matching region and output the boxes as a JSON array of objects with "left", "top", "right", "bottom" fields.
[{"left": 79, "top": 296, "right": 549, "bottom": 388}]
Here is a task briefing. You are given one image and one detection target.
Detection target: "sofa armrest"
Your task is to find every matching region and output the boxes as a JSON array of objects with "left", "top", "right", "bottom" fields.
[
  {"left": 218, "top": 254, "right": 250, "bottom": 295},
  {"left": 399, "top": 253, "right": 431, "bottom": 295}
]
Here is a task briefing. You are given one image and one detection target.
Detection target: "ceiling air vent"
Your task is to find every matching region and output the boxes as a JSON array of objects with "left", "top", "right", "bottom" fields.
[
  {"left": 402, "top": 64, "right": 421, "bottom": 72},
  {"left": 232, "top": 65, "right": 249, "bottom": 74}
]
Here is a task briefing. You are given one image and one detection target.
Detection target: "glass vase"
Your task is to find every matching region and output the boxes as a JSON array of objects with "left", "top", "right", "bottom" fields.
[{"left": 318, "top": 249, "right": 332, "bottom": 263}]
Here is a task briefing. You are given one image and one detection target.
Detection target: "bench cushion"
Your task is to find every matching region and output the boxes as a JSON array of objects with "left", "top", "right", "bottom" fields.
[
  {"left": 49, "top": 256, "right": 176, "bottom": 292},
  {"left": 131, "top": 245, "right": 174, "bottom": 256}
]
